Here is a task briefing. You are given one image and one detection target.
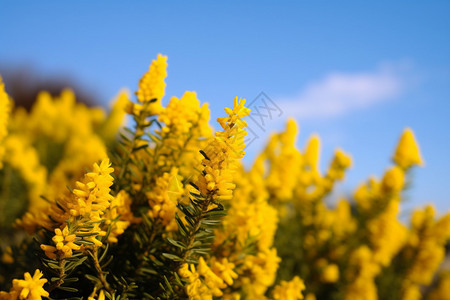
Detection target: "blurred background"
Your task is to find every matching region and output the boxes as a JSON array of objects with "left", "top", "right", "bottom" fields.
[{"left": 1, "top": 1, "right": 449, "bottom": 213}]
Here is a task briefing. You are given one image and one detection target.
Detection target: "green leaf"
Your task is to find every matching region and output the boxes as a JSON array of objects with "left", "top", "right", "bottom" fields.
[
  {"left": 99, "top": 243, "right": 109, "bottom": 263},
  {"left": 161, "top": 253, "right": 182, "bottom": 261},
  {"left": 166, "top": 238, "right": 186, "bottom": 250},
  {"left": 85, "top": 274, "right": 100, "bottom": 283},
  {"left": 175, "top": 214, "right": 188, "bottom": 237},
  {"left": 132, "top": 144, "right": 148, "bottom": 152},
  {"left": 57, "top": 286, "right": 78, "bottom": 292}
]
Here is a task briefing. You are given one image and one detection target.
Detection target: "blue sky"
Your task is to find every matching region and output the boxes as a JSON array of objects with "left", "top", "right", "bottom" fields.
[{"left": 1, "top": 1, "right": 449, "bottom": 214}]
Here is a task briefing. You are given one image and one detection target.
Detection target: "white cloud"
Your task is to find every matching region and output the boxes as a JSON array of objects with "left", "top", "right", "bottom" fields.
[{"left": 277, "top": 62, "right": 410, "bottom": 120}]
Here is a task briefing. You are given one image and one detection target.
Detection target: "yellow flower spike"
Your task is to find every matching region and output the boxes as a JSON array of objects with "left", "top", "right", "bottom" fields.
[
  {"left": 193, "top": 97, "right": 250, "bottom": 200},
  {"left": 304, "top": 134, "right": 321, "bottom": 171},
  {"left": 393, "top": 128, "right": 424, "bottom": 169},
  {"left": 10, "top": 269, "right": 49, "bottom": 300},
  {"left": 42, "top": 225, "right": 80, "bottom": 259},
  {"left": 40, "top": 245, "right": 57, "bottom": 260},
  {"left": 381, "top": 165, "right": 405, "bottom": 194},
  {"left": 321, "top": 264, "right": 340, "bottom": 283},
  {"left": 305, "top": 294, "right": 317, "bottom": 300},
  {"left": 403, "top": 206, "right": 450, "bottom": 289},
  {"left": 272, "top": 276, "right": 305, "bottom": 300},
  {"left": 1, "top": 247, "right": 14, "bottom": 264},
  {"left": 179, "top": 257, "right": 225, "bottom": 299},
  {"left": 211, "top": 258, "right": 239, "bottom": 286},
  {"left": 427, "top": 272, "right": 450, "bottom": 300},
  {"left": 98, "top": 290, "right": 105, "bottom": 300},
  {"left": 327, "top": 148, "right": 352, "bottom": 180},
  {"left": 136, "top": 54, "right": 168, "bottom": 115}
]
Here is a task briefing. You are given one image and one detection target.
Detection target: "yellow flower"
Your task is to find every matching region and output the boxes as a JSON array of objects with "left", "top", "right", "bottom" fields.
[
  {"left": 381, "top": 165, "right": 405, "bottom": 194},
  {"left": 156, "top": 91, "right": 212, "bottom": 178},
  {"left": 1, "top": 247, "right": 14, "bottom": 264},
  {"left": 405, "top": 206, "right": 450, "bottom": 287},
  {"left": 179, "top": 257, "right": 226, "bottom": 299},
  {"left": 69, "top": 159, "right": 114, "bottom": 247},
  {"left": 305, "top": 294, "right": 317, "bottom": 300},
  {"left": 146, "top": 168, "right": 181, "bottom": 230},
  {"left": 242, "top": 248, "right": 281, "bottom": 297},
  {"left": 88, "top": 290, "right": 105, "bottom": 300},
  {"left": 38, "top": 159, "right": 115, "bottom": 252},
  {"left": 9, "top": 88, "right": 108, "bottom": 233},
  {"left": 194, "top": 97, "right": 250, "bottom": 201},
  {"left": 303, "top": 134, "right": 321, "bottom": 172},
  {"left": 211, "top": 258, "right": 238, "bottom": 286},
  {"left": 272, "top": 276, "right": 305, "bottom": 300},
  {"left": 41, "top": 225, "right": 81, "bottom": 259},
  {"left": 427, "top": 272, "right": 450, "bottom": 300},
  {"left": 345, "top": 246, "right": 379, "bottom": 300},
  {"left": 10, "top": 270, "right": 49, "bottom": 300},
  {"left": 402, "top": 283, "right": 421, "bottom": 300},
  {"left": 393, "top": 128, "right": 424, "bottom": 169},
  {"left": 321, "top": 264, "right": 340, "bottom": 283},
  {"left": 135, "top": 53, "right": 168, "bottom": 115},
  {"left": 264, "top": 119, "right": 302, "bottom": 202},
  {"left": 327, "top": 148, "right": 352, "bottom": 180},
  {"left": 367, "top": 201, "right": 406, "bottom": 266},
  {"left": 71, "top": 159, "right": 114, "bottom": 218},
  {"left": 105, "top": 190, "right": 134, "bottom": 243}
]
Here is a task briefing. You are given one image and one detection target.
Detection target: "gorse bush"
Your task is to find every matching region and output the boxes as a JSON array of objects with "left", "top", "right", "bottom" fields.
[{"left": 0, "top": 54, "right": 449, "bottom": 300}]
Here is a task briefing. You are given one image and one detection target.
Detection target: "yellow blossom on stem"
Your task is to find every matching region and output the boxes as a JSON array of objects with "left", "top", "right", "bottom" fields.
[
  {"left": 39, "top": 159, "right": 115, "bottom": 258},
  {"left": 146, "top": 168, "right": 181, "bottom": 230},
  {"left": 321, "top": 264, "right": 340, "bottom": 283},
  {"left": 303, "top": 134, "right": 321, "bottom": 172},
  {"left": 242, "top": 248, "right": 281, "bottom": 297},
  {"left": 7, "top": 270, "right": 49, "bottom": 300},
  {"left": 135, "top": 54, "right": 168, "bottom": 115},
  {"left": 88, "top": 289, "right": 105, "bottom": 300},
  {"left": 264, "top": 119, "right": 303, "bottom": 202},
  {"left": 393, "top": 128, "right": 424, "bottom": 169},
  {"left": 179, "top": 257, "right": 226, "bottom": 299},
  {"left": 427, "top": 272, "right": 450, "bottom": 300},
  {"left": 105, "top": 190, "right": 134, "bottom": 243},
  {"left": 404, "top": 205, "right": 450, "bottom": 289},
  {"left": 195, "top": 97, "right": 250, "bottom": 201},
  {"left": 272, "top": 276, "right": 305, "bottom": 300},
  {"left": 1, "top": 247, "right": 14, "bottom": 264},
  {"left": 367, "top": 201, "right": 407, "bottom": 266},
  {"left": 381, "top": 165, "right": 405, "bottom": 195},
  {"left": 210, "top": 258, "right": 238, "bottom": 286},
  {"left": 327, "top": 148, "right": 352, "bottom": 180},
  {"left": 156, "top": 91, "right": 212, "bottom": 178},
  {"left": 345, "top": 246, "right": 379, "bottom": 300},
  {"left": 71, "top": 159, "right": 114, "bottom": 218},
  {"left": 41, "top": 225, "right": 80, "bottom": 259}
]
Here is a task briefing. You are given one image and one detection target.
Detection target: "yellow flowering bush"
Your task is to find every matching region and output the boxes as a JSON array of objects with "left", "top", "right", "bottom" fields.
[{"left": 0, "top": 55, "right": 449, "bottom": 300}]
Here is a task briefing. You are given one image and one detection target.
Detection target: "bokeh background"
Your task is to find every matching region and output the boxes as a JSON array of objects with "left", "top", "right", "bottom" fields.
[{"left": 1, "top": 1, "right": 449, "bottom": 213}]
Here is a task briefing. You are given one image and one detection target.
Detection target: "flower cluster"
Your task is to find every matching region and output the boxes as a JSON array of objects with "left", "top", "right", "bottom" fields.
[
  {"left": 135, "top": 53, "right": 168, "bottom": 115},
  {"left": 0, "top": 55, "right": 448, "bottom": 300},
  {"left": 194, "top": 97, "right": 250, "bottom": 201},
  {"left": 40, "top": 159, "right": 115, "bottom": 259},
  {"left": 0, "top": 270, "right": 48, "bottom": 300},
  {"left": 179, "top": 257, "right": 238, "bottom": 299}
]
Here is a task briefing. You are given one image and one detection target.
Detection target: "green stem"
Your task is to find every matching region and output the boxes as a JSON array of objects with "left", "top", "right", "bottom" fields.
[
  {"left": 47, "top": 259, "right": 66, "bottom": 292},
  {"left": 90, "top": 248, "right": 114, "bottom": 294}
]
